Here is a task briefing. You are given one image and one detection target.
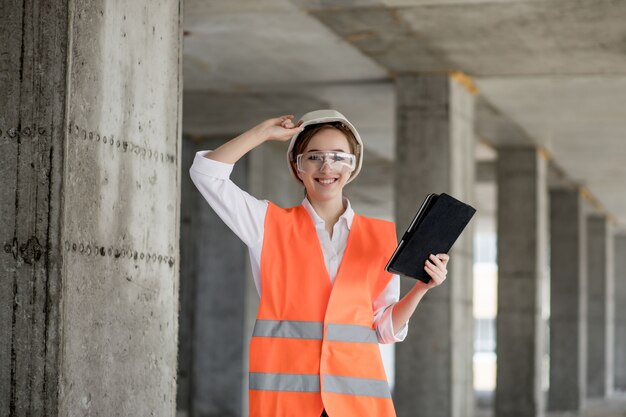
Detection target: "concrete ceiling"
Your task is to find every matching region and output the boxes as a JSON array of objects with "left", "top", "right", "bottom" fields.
[{"left": 182, "top": 0, "right": 626, "bottom": 231}]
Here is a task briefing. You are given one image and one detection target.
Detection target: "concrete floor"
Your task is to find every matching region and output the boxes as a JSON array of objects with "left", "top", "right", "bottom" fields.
[
  {"left": 474, "top": 391, "right": 626, "bottom": 417},
  {"left": 176, "top": 392, "right": 626, "bottom": 417}
]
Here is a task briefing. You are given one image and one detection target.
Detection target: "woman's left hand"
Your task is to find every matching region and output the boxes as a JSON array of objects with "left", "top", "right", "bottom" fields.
[
  {"left": 420, "top": 253, "right": 449, "bottom": 289},
  {"left": 392, "top": 253, "right": 451, "bottom": 333}
]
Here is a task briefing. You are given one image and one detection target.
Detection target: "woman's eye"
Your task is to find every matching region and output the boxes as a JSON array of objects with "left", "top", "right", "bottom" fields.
[{"left": 308, "top": 155, "right": 323, "bottom": 161}]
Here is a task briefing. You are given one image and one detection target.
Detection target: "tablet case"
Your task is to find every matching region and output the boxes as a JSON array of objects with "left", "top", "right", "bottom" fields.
[{"left": 385, "top": 193, "right": 476, "bottom": 283}]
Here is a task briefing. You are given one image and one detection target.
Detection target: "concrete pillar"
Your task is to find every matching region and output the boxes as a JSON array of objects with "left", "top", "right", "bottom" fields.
[
  {"left": 586, "top": 215, "right": 615, "bottom": 398},
  {"left": 1, "top": 3, "right": 68, "bottom": 415},
  {"left": 1, "top": 1, "right": 182, "bottom": 416},
  {"left": 495, "top": 148, "right": 547, "bottom": 417},
  {"left": 547, "top": 188, "right": 587, "bottom": 411},
  {"left": 394, "top": 74, "right": 475, "bottom": 417},
  {"left": 615, "top": 234, "right": 626, "bottom": 392},
  {"left": 178, "top": 136, "right": 250, "bottom": 417}
]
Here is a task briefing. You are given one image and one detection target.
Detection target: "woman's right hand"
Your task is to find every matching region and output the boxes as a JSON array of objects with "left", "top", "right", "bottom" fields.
[
  {"left": 204, "top": 115, "right": 305, "bottom": 165},
  {"left": 251, "top": 115, "right": 304, "bottom": 143}
]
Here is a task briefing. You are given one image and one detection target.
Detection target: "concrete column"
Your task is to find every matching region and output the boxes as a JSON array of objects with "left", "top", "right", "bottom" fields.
[
  {"left": 586, "top": 215, "right": 615, "bottom": 398},
  {"left": 495, "top": 148, "right": 547, "bottom": 417},
  {"left": 1, "top": 2, "right": 68, "bottom": 415},
  {"left": 1, "top": 1, "right": 182, "bottom": 416},
  {"left": 615, "top": 234, "right": 626, "bottom": 391},
  {"left": 547, "top": 188, "right": 587, "bottom": 411},
  {"left": 394, "top": 74, "right": 476, "bottom": 417},
  {"left": 178, "top": 136, "right": 250, "bottom": 417}
]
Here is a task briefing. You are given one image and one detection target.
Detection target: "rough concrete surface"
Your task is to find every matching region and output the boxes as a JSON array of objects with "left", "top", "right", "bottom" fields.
[
  {"left": 178, "top": 136, "right": 248, "bottom": 417},
  {"left": 586, "top": 216, "right": 614, "bottom": 399},
  {"left": 1, "top": 1, "right": 70, "bottom": 416},
  {"left": 1, "top": 0, "right": 182, "bottom": 416},
  {"left": 496, "top": 148, "right": 547, "bottom": 417},
  {"left": 548, "top": 189, "right": 587, "bottom": 412},
  {"left": 58, "top": 1, "right": 182, "bottom": 416},
  {"left": 393, "top": 74, "right": 475, "bottom": 417},
  {"left": 308, "top": 0, "right": 626, "bottom": 76},
  {"left": 615, "top": 235, "right": 626, "bottom": 391}
]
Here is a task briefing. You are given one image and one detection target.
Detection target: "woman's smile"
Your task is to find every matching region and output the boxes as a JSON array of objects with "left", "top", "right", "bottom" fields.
[{"left": 315, "top": 177, "right": 339, "bottom": 186}]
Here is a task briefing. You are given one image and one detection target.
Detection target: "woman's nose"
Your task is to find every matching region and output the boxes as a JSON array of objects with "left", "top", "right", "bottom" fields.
[{"left": 320, "top": 161, "right": 333, "bottom": 172}]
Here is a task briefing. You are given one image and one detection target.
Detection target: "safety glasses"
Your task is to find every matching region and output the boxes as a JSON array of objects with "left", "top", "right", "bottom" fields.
[{"left": 296, "top": 151, "right": 356, "bottom": 174}]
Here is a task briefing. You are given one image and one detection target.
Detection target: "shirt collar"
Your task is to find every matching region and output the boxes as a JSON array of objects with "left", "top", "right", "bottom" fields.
[{"left": 301, "top": 196, "right": 354, "bottom": 230}]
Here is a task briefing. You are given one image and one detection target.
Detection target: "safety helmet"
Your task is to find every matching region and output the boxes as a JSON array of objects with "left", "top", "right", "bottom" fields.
[{"left": 286, "top": 109, "right": 364, "bottom": 184}]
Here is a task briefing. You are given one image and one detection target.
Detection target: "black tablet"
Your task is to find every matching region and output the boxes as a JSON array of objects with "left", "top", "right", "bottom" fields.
[{"left": 385, "top": 193, "right": 476, "bottom": 283}]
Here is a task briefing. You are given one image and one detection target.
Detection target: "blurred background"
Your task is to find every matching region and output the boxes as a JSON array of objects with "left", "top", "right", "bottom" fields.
[{"left": 178, "top": 1, "right": 626, "bottom": 417}]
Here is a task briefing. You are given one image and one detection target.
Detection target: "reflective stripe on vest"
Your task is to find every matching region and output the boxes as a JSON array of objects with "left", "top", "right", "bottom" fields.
[
  {"left": 326, "top": 323, "right": 378, "bottom": 344},
  {"left": 250, "top": 372, "right": 391, "bottom": 398},
  {"left": 324, "top": 375, "right": 391, "bottom": 398},
  {"left": 253, "top": 319, "right": 323, "bottom": 340},
  {"left": 253, "top": 319, "right": 377, "bottom": 343},
  {"left": 249, "top": 372, "right": 320, "bottom": 393}
]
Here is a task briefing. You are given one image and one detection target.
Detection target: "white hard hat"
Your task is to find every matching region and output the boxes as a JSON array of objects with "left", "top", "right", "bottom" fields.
[{"left": 286, "top": 109, "right": 364, "bottom": 184}]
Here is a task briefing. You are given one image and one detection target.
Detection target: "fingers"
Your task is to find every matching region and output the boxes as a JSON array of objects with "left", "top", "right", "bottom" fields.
[
  {"left": 278, "top": 115, "right": 302, "bottom": 130},
  {"left": 429, "top": 254, "right": 448, "bottom": 273},
  {"left": 424, "top": 253, "right": 450, "bottom": 286},
  {"left": 424, "top": 261, "right": 445, "bottom": 284},
  {"left": 270, "top": 115, "right": 306, "bottom": 132},
  {"left": 273, "top": 125, "right": 304, "bottom": 142},
  {"left": 437, "top": 253, "right": 450, "bottom": 262}
]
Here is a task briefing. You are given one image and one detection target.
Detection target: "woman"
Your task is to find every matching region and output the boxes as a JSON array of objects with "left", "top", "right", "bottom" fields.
[{"left": 189, "top": 109, "right": 449, "bottom": 417}]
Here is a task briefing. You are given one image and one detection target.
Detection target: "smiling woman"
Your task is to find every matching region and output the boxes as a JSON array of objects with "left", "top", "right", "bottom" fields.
[
  {"left": 290, "top": 126, "right": 358, "bottom": 210},
  {"left": 188, "top": 109, "right": 449, "bottom": 417}
]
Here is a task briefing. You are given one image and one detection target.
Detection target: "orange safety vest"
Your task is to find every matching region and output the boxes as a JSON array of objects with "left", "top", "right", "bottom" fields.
[{"left": 249, "top": 202, "right": 398, "bottom": 417}]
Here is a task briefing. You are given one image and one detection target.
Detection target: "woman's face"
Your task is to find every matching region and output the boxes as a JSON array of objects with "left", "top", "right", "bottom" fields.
[{"left": 297, "top": 127, "right": 353, "bottom": 203}]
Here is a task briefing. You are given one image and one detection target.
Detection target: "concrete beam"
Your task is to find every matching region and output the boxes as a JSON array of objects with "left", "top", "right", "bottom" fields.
[
  {"left": 305, "top": 1, "right": 626, "bottom": 76},
  {"left": 475, "top": 97, "right": 534, "bottom": 147}
]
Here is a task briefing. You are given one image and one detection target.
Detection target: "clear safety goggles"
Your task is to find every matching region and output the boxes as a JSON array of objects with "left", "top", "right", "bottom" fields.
[{"left": 296, "top": 151, "right": 357, "bottom": 174}]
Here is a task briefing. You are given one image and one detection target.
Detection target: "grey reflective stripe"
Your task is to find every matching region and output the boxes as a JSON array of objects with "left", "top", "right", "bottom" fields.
[
  {"left": 253, "top": 319, "right": 323, "bottom": 340},
  {"left": 325, "top": 323, "right": 378, "bottom": 344},
  {"left": 252, "top": 320, "right": 377, "bottom": 343},
  {"left": 249, "top": 372, "right": 320, "bottom": 392},
  {"left": 323, "top": 375, "right": 391, "bottom": 398}
]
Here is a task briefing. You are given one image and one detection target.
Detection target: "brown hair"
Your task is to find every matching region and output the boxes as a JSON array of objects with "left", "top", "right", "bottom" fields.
[{"left": 289, "top": 122, "right": 360, "bottom": 185}]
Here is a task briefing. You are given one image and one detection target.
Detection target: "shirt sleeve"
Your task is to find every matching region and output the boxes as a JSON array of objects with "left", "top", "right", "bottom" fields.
[
  {"left": 373, "top": 273, "right": 408, "bottom": 344},
  {"left": 189, "top": 150, "right": 268, "bottom": 249}
]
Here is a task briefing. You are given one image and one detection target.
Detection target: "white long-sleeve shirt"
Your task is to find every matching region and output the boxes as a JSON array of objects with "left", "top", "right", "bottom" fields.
[{"left": 189, "top": 150, "right": 408, "bottom": 343}]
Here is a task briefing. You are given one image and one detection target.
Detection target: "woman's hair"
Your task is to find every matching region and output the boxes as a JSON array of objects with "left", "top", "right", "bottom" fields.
[{"left": 289, "top": 122, "right": 360, "bottom": 186}]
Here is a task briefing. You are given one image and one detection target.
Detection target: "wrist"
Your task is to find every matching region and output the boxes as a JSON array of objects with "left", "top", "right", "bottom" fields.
[
  {"left": 411, "top": 281, "right": 430, "bottom": 296},
  {"left": 239, "top": 128, "right": 267, "bottom": 147}
]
